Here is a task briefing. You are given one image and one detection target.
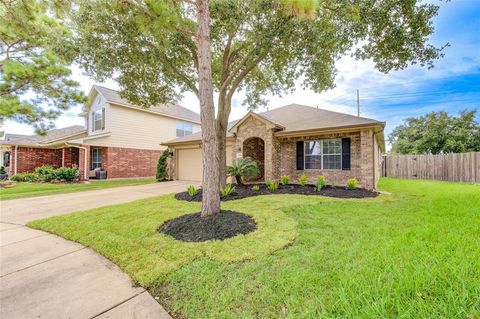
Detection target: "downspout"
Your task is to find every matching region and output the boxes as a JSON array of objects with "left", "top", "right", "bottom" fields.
[
  {"left": 14, "top": 145, "right": 18, "bottom": 175},
  {"left": 65, "top": 142, "right": 88, "bottom": 180}
]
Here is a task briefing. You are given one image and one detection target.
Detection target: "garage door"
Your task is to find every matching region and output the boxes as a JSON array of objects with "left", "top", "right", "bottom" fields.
[
  {"left": 177, "top": 148, "right": 203, "bottom": 181},
  {"left": 177, "top": 145, "right": 233, "bottom": 182}
]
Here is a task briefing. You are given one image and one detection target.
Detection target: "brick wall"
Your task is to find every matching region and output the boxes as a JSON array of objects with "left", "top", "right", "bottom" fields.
[
  {"left": 277, "top": 129, "right": 379, "bottom": 189},
  {"left": 10, "top": 146, "right": 62, "bottom": 174},
  {"left": 103, "top": 147, "right": 161, "bottom": 178}
]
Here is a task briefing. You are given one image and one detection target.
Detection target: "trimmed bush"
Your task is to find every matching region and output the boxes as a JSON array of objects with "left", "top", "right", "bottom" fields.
[
  {"left": 35, "top": 165, "right": 56, "bottom": 182},
  {"left": 346, "top": 178, "right": 358, "bottom": 190},
  {"left": 252, "top": 185, "right": 260, "bottom": 192},
  {"left": 0, "top": 166, "right": 6, "bottom": 174},
  {"left": 298, "top": 174, "right": 308, "bottom": 186},
  {"left": 54, "top": 166, "right": 79, "bottom": 182},
  {"left": 156, "top": 149, "right": 170, "bottom": 182},
  {"left": 11, "top": 172, "right": 39, "bottom": 182},
  {"left": 11, "top": 165, "right": 79, "bottom": 183},
  {"left": 280, "top": 175, "right": 290, "bottom": 185}
]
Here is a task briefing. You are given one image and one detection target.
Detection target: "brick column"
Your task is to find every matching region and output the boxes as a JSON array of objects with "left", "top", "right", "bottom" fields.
[
  {"left": 360, "top": 129, "right": 374, "bottom": 189},
  {"left": 78, "top": 146, "right": 89, "bottom": 181}
]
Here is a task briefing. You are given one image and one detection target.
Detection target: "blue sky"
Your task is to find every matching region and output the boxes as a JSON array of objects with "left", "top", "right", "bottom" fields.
[{"left": 3, "top": 0, "right": 479, "bottom": 148}]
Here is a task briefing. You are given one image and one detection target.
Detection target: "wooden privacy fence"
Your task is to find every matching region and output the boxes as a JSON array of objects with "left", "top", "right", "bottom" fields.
[{"left": 382, "top": 152, "right": 480, "bottom": 183}]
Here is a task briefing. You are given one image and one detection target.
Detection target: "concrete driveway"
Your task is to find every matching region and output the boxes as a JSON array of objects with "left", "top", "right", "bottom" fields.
[{"left": 0, "top": 180, "right": 195, "bottom": 319}]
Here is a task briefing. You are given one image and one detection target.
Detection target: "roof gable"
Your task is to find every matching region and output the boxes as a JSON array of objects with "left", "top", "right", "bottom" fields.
[
  {"left": 228, "top": 112, "right": 285, "bottom": 133},
  {"left": 86, "top": 85, "right": 201, "bottom": 123}
]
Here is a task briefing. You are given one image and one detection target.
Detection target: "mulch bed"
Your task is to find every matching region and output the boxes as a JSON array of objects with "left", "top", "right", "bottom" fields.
[
  {"left": 175, "top": 184, "right": 379, "bottom": 202},
  {"left": 159, "top": 210, "right": 256, "bottom": 242}
]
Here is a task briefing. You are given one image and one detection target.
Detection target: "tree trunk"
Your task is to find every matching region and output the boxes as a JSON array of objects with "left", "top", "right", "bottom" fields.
[
  {"left": 216, "top": 92, "right": 231, "bottom": 188},
  {"left": 235, "top": 175, "right": 243, "bottom": 186},
  {"left": 197, "top": 0, "right": 220, "bottom": 217}
]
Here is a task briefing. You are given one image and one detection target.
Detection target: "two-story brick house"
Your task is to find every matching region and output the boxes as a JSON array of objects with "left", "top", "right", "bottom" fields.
[{"left": 0, "top": 85, "right": 200, "bottom": 180}]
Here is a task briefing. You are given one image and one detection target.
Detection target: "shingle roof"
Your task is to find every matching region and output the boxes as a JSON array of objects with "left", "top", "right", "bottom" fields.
[
  {"left": 2, "top": 134, "right": 28, "bottom": 142},
  {"left": 94, "top": 85, "right": 200, "bottom": 123},
  {"left": 163, "top": 104, "right": 384, "bottom": 145},
  {"left": 258, "top": 104, "right": 382, "bottom": 133},
  {"left": 0, "top": 126, "right": 86, "bottom": 147}
]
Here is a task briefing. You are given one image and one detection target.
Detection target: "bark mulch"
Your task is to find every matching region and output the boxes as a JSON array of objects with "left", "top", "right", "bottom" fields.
[
  {"left": 175, "top": 184, "right": 379, "bottom": 202},
  {"left": 159, "top": 210, "right": 256, "bottom": 242}
]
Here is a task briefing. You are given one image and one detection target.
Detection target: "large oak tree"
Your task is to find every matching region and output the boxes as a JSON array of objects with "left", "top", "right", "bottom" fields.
[{"left": 69, "top": 0, "right": 444, "bottom": 216}]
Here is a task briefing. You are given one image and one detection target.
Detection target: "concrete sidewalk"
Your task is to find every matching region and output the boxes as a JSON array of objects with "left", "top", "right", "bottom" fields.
[{"left": 0, "top": 181, "right": 195, "bottom": 318}]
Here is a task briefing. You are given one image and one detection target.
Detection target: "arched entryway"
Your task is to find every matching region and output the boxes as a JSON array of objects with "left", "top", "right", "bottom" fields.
[{"left": 243, "top": 137, "right": 265, "bottom": 181}]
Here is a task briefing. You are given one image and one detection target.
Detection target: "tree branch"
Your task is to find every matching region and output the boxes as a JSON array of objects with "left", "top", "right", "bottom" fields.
[{"left": 159, "top": 52, "right": 199, "bottom": 97}]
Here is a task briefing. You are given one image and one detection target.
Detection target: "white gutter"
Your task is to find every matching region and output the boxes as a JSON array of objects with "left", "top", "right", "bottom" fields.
[{"left": 65, "top": 142, "right": 88, "bottom": 180}]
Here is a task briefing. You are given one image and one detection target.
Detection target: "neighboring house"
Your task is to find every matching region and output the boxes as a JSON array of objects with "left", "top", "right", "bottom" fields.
[
  {"left": 0, "top": 85, "right": 200, "bottom": 180},
  {"left": 163, "top": 104, "right": 385, "bottom": 189}
]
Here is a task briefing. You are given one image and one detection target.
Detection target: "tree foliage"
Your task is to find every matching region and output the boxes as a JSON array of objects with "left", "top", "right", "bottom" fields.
[
  {"left": 69, "top": 0, "right": 445, "bottom": 184},
  {"left": 388, "top": 109, "right": 480, "bottom": 154},
  {"left": 0, "top": 0, "right": 86, "bottom": 134},
  {"left": 67, "top": 0, "right": 444, "bottom": 215}
]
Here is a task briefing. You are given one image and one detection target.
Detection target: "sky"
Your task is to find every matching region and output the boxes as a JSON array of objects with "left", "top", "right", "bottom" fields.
[{"left": 2, "top": 0, "right": 479, "bottom": 149}]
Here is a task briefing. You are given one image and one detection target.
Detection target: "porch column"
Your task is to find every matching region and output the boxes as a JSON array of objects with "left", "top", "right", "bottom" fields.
[{"left": 78, "top": 146, "right": 89, "bottom": 181}]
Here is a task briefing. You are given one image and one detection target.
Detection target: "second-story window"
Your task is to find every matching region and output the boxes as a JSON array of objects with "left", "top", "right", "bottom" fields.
[
  {"left": 176, "top": 121, "right": 193, "bottom": 137},
  {"left": 92, "top": 108, "right": 105, "bottom": 132}
]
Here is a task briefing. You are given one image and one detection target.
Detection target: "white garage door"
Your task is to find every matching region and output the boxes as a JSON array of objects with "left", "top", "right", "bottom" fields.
[{"left": 177, "top": 148, "right": 203, "bottom": 181}]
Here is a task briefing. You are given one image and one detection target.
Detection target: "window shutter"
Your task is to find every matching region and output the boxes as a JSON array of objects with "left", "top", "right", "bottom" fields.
[
  {"left": 296, "top": 141, "right": 304, "bottom": 170},
  {"left": 341, "top": 138, "right": 351, "bottom": 170},
  {"left": 91, "top": 114, "right": 94, "bottom": 131},
  {"left": 101, "top": 108, "right": 105, "bottom": 130}
]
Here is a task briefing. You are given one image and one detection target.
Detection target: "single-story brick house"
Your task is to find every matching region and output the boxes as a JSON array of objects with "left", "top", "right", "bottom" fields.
[
  {"left": 0, "top": 85, "right": 200, "bottom": 180},
  {"left": 163, "top": 104, "right": 385, "bottom": 189}
]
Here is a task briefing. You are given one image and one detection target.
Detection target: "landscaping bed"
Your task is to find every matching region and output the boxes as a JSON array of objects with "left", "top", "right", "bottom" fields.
[
  {"left": 159, "top": 210, "right": 256, "bottom": 242},
  {"left": 175, "top": 184, "right": 379, "bottom": 202}
]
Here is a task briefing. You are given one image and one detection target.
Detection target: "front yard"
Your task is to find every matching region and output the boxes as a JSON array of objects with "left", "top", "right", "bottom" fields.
[
  {"left": 0, "top": 177, "right": 156, "bottom": 201},
  {"left": 29, "top": 178, "right": 480, "bottom": 318}
]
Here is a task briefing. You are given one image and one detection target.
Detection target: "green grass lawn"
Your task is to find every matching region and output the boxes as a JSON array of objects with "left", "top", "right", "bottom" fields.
[
  {"left": 0, "top": 177, "right": 156, "bottom": 201},
  {"left": 29, "top": 178, "right": 480, "bottom": 318}
]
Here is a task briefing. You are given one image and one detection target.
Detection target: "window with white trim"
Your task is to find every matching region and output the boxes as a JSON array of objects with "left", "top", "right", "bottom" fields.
[
  {"left": 92, "top": 109, "right": 104, "bottom": 132},
  {"left": 91, "top": 148, "right": 102, "bottom": 170},
  {"left": 304, "top": 139, "right": 342, "bottom": 170},
  {"left": 176, "top": 121, "right": 193, "bottom": 137}
]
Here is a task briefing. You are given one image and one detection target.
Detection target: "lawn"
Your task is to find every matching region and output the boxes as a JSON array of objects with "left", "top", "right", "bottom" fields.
[
  {"left": 0, "top": 177, "right": 156, "bottom": 201},
  {"left": 29, "top": 178, "right": 480, "bottom": 318}
]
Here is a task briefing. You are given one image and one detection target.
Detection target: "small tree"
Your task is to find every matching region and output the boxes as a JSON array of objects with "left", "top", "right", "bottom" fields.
[
  {"left": 227, "top": 157, "right": 259, "bottom": 186},
  {"left": 156, "top": 149, "right": 170, "bottom": 182}
]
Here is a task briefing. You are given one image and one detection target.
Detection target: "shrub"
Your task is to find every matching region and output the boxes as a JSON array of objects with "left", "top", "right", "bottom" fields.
[
  {"left": 35, "top": 165, "right": 56, "bottom": 182},
  {"left": 298, "top": 174, "right": 308, "bottom": 186},
  {"left": 252, "top": 185, "right": 260, "bottom": 192},
  {"left": 156, "top": 148, "right": 170, "bottom": 182},
  {"left": 280, "top": 175, "right": 290, "bottom": 185},
  {"left": 227, "top": 157, "right": 259, "bottom": 185},
  {"left": 11, "top": 172, "right": 39, "bottom": 182},
  {"left": 187, "top": 185, "right": 198, "bottom": 197},
  {"left": 315, "top": 175, "right": 326, "bottom": 191},
  {"left": 267, "top": 181, "right": 279, "bottom": 191},
  {"left": 220, "top": 183, "right": 235, "bottom": 196},
  {"left": 54, "top": 166, "right": 79, "bottom": 182},
  {"left": 0, "top": 166, "right": 6, "bottom": 174},
  {"left": 346, "top": 178, "right": 358, "bottom": 190}
]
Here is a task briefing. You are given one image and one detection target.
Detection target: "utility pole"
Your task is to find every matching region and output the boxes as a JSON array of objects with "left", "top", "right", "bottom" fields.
[{"left": 356, "top": 89, "right": 360, "bottom": 117}]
